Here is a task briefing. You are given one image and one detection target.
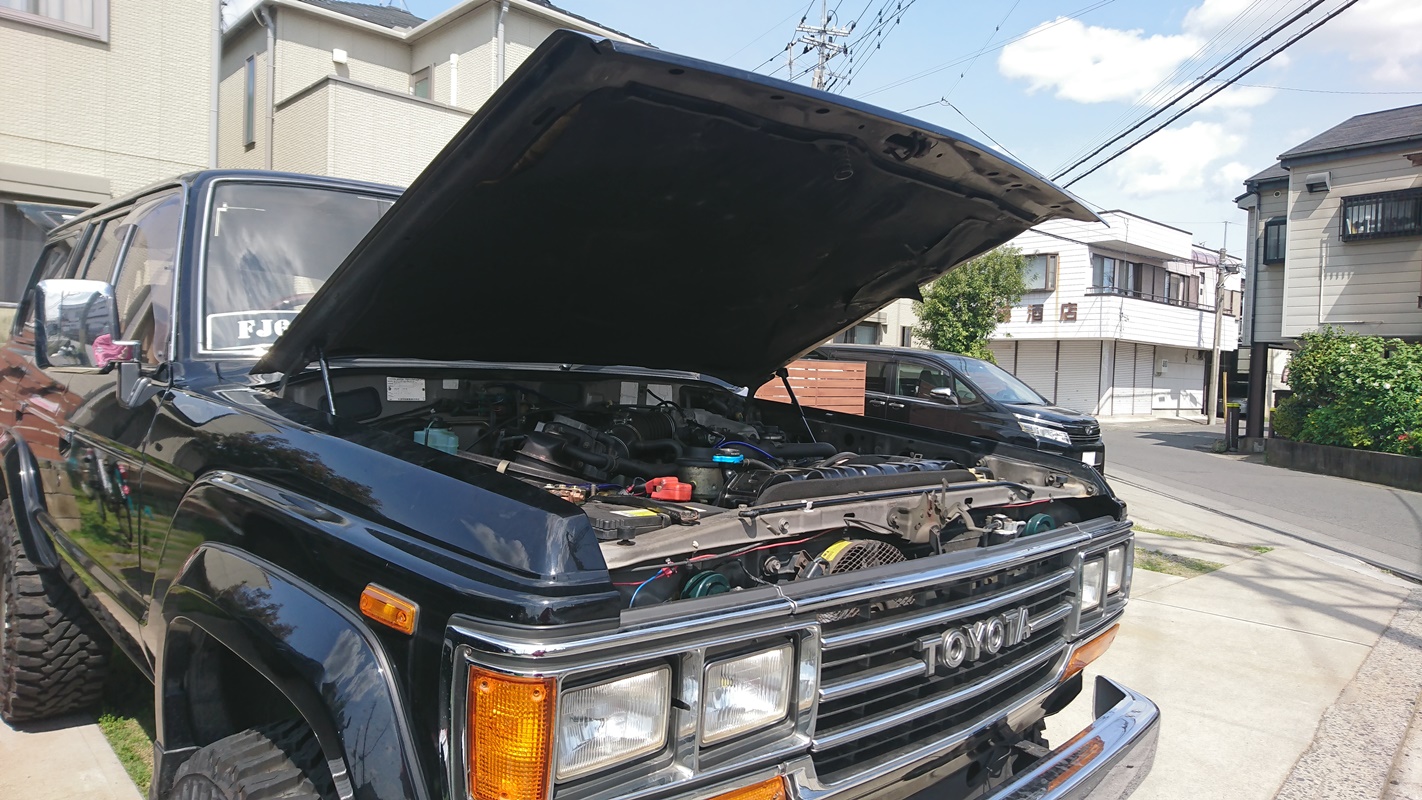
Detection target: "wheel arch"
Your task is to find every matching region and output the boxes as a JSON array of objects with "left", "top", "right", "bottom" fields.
[
  {"left": 0, "top": 427, "right": 60, "bottom": 569},
  {"left": 153, "top": 477, "right": 431, "bottom": 800}
]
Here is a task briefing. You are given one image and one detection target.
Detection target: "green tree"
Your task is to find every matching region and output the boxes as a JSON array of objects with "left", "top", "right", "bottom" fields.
[{"left": 913, "top": 246, "right": 1027, "bottom": 361}]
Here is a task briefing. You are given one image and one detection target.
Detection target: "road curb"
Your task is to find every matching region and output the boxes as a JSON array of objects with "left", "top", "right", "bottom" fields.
[{"left": 1273, "top": 589, "right": 1422, "bottom": 800}]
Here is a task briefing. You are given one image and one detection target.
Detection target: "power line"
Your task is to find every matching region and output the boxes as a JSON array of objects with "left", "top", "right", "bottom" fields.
[
  {"left": 745, "top": 1, "right": 816, "bottom": 74},
  {"left": 1052, "top": 0, "right": 1333, "bottom": 183},
  {"left": 728, "top": 0, "right": 819, "bottom": 62},
  {"left": 826, "top": 0, "right": 917, "bottom": 91},
  {"left": 943, "top": 0, "right": 1022, "bottom": 101},
  {"left": 1213, "top": 80, "right": 1422, "bottom": 95},
  {"left": 856, "top": 0, "right": 1118, "bottom": 99},
  {"left": 1061, "top": 0, "right": 1363, "bottom": 189}
]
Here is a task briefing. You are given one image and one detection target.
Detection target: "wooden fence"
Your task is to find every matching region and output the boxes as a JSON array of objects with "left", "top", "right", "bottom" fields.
[{"left": 754, "top": 360, "right": 865, "bottom": 415}]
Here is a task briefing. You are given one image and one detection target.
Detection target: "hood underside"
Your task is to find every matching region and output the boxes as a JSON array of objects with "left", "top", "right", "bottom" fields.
[{"left": 254, "top": 31, "right": 1095, "bottom": 387}]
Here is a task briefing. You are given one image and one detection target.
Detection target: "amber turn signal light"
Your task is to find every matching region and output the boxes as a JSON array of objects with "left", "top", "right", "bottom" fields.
[
  {"left": 359, "top": 584, "right": 418, "bottom": 635},
  {"left": 468, "top": 667, "right": 556, "bottom": 800},
  {"left": 1063, "top": 624, "right": 1119, "bottom": 682},
  {"left": 710, "top": 776, "right": 789, "bottom": 800}
]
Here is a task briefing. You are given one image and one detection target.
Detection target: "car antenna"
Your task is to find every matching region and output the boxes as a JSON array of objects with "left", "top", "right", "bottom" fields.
[{"left": 775, "top": 366, "right": 818, "bottom": 443}]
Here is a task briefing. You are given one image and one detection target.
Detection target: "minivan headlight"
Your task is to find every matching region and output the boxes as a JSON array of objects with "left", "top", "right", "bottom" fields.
[
  {"left": 1015, "top": 415, "right": 1071, "bottom": 446},
  {"left": 556, "top": 667, "right": 670, "bottom": 780},
  {"left": 701, "top": 644, "right": 793, "bottom": 745}
]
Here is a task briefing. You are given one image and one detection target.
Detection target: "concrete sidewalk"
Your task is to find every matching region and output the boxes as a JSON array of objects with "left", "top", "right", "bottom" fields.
[
  {"left": 1044, "top": 473, "right": 1422, "bottom": 800},
  {"left": 0, "top": 712, "right": 142, "bottom": 800}
]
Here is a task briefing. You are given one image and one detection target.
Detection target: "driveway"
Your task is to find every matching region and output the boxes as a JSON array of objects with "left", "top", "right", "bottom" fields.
[{"left": 1102, "top": 418, "right": 1422, "bottom": 579}]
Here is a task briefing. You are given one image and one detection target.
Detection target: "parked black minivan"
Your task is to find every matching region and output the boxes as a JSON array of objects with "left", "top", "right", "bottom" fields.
[{"left": 814, "top": 343, "right": 1108, "bottom": 470}]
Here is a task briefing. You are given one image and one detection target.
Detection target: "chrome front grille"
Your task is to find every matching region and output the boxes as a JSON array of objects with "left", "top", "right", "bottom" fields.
[
  {"left": 1062, "top": 423, "right": 1101, "bottom": 446},
  {"left": 810, "top": 553, "right": 1075, "bottom": 783}
]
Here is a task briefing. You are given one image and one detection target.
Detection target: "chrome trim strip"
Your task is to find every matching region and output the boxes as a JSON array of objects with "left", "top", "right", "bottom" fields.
[
  {"left": 811, "top": 639, "right": 1066, "bottom": 751},
  {"left": 818, "top": 660, "right": 926, "bottom": 704},
  {"left": 1028, "top": 601, "right": 1074, "bottom": 634},
  {"left": 819, "top": 568, "right": 1075, "bottom": 650}
]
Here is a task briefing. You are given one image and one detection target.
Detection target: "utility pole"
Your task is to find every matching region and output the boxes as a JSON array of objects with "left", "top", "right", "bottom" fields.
[
  {"left": 1206, "top": 220, "right": 1231, "bottom": 426},
  {"left": 795, "top": 0, "right": 853, "bottom": 89}
]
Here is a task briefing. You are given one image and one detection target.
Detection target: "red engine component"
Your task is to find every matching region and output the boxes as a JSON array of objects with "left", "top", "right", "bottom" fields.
[{"left": 646, "top": 477, "right": 692, "bottom": 502}]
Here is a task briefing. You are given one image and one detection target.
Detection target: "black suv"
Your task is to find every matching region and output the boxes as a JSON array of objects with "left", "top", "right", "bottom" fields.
[
  {"left": 0, "top": 32, "right": 1154, "bottom": 800},
  {"left": 815, "top": 345, "right": 1107, "bottom": 471}
]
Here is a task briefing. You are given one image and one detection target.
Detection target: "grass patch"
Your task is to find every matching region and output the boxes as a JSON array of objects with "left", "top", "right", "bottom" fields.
[
  {"left": 98, "top": 650, "right": 156, "bottom": 794},
  {"left": 1134, "top": 526, "right": 1275, "bottom": 556},
  {"left": 1134, "top": 548, "right": 1227, "bottom": 578}
]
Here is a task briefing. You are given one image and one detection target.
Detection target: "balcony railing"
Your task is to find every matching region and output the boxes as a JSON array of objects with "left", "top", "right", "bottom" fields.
[{"left": 1085, "top": 285, "right": 1239, "bottom": 316}]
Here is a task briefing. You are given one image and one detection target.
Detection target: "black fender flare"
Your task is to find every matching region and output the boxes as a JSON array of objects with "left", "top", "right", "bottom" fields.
[
  {"left": 157, "top": 478, "right": 431, "bottom": 800},
  {"left": 0, "top": 426, "right": 60, "bottom": 569}
]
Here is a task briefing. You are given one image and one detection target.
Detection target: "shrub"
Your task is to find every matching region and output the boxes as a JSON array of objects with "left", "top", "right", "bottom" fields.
[{"left": 1278, "top": 327, "right": 1422, "bottom": 456}]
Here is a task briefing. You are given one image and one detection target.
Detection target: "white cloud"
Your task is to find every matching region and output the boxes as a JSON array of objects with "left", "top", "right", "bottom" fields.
[
  {"left": 1200, "top": 84, "right": 1277, "bottom": 110},
  {"left": 1315, "top": 0, "right": 1422, "bottom": 83},
  {"left": 1109, "top": 121, "right": 1243, "bottom": 195},
  {"left": 997, "top": 18, "right": 1201, "bottom": 103},
  {"left": 1182, "top": 0, "right": 1254, "bottom": 34},
  {"left": 1215, "top": 161, "right": 1253, "bottom": 190}
]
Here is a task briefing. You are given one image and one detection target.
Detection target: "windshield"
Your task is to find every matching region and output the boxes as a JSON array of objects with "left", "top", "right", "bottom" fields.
[
  {"left": 940, "top": 354, "right": 1048, "bottom": 405},
  {"left": 202, "top": 182, "right": 395, "bottom": 353}
]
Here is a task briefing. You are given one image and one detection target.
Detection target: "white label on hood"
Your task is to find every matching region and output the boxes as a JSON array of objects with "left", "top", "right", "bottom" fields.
[
  {"left": 387, "top": 377, "right": 426, "bottom": 402},
  {"left": 620, "top": 382, "right": 639, "bottom": 405}
]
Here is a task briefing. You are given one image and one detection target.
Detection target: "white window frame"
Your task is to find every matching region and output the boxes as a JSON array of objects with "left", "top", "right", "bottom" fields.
[
  {"left": 411, "top": 67, "right": 432, "bottom": 99},
  {"left": 0, "top": 0, "right": 108, "bottom": 42},
  {"left": 1022, "top": 253, "right": 1057, "bottom": 292}
]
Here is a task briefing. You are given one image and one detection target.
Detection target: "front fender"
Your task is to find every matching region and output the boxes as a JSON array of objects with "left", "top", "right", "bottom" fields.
[
  {"left": 160, "top": 544, "right": 431, "bottom": 800},
  {"left": 0, "top": 427, "right": 59, "bottom": 568}
]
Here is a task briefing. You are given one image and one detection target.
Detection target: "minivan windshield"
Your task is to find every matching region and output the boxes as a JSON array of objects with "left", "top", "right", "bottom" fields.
[
  {"left": 202, "top": 182, "right": 395, "bottom": 353},
  {"left": 941, "top": 354, "right": 1049, "bottom": 405}
]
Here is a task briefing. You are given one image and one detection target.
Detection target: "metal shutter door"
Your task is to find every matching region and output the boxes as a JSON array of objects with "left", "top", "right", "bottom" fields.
[
  {"left": 1133, "top": 344, "right": 1156, "bottom": 415},
  {"left": 1014, "top": 341, "right": 1057, "bottom": 403},
  {"left": 988, "top": 341, "right": 1016, "bottom": 372},
  {"left": 1111, "top": 343, "right": 1135, "bottom": 416},
  {"left": 1055, "top": 341, "right": 1101, "bottom": 414}
]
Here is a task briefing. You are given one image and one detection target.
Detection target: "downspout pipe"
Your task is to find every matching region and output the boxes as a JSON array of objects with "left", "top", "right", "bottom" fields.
[
  {"left": 495, "top": 0, "right": 509, "bottom": 85},
  {"left": 210, "top": 0, "right": 220, "bottom": 167},
  {"left": 255, "top": 5, "right": 276, "bottom": 170}
]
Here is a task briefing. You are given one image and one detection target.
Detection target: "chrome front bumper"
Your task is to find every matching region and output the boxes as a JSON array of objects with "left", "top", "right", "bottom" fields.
[{"left": 987, "top": 676, "right": 1158, "bottom": 800}]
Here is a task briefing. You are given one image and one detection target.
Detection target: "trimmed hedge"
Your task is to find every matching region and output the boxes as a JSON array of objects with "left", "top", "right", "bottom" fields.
[{"left": 1273, "top": 328, "right": 1422, "bottom": 457}]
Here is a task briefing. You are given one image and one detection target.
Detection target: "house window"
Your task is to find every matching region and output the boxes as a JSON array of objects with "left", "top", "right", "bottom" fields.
[
  {"left": 899, "top": 325, "right": 913, "bottom": 347},
  {"left": 0, "top": 0, "right": 108, "bottom": 41},
  {"left": 243, "top": 56, "right": 256, "bottom": 146},
  {"left": 411, "top": 67, "right": 432, "bottom": 99},
  {"left": 1263, "top": 217, "right": 1286, "bottom": 263},
  {"left": 1022, "top": 253, "right": 1057, "bottom": 291},
  {"left": 833, "top": 321, "right": 881, "bottom": 344},
  {"left": 1341, "top": 188, "right": 1422, "bottom": 241}
]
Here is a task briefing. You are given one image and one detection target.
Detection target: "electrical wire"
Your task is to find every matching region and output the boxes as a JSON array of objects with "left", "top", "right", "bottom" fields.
[
  {"left": 1052, "top": 0, "right": 1333, "bottom": 183},
  {"left": 1060, "top": 0, "right": 1362, "bottom": 189},
  {"left": 726, "top": 0, "right": 816, "bottom": 63},
  {"left": 942, "top": 0, "right": 1021, "bottom": 102}
]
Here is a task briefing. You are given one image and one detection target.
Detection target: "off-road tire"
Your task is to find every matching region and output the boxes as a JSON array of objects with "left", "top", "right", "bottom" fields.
[
  {"left": 0, "top": 498, "right": 111, "bottom": 722},
  {"left": 171, "top": 719, "right": 335, "bottom": 800}
]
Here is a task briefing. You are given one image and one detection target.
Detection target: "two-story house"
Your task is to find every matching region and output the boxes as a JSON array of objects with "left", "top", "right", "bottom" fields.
[
  {"left": 862, "top": 211, "right": 1242, "bottom": 418},
  {"left": 1236, "top": 104, "right": 1422, "bottom": 438},
  {"left": 219, "top": 0, "right": 641, "bottom": 187},
  {"left": 0, "top": 0, "right": 212, "bottom": 324}
]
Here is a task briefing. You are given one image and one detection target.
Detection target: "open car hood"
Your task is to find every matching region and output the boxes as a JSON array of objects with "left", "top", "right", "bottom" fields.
[{"left": 254, "top": 31, "right": 1095, "bottom": 387}]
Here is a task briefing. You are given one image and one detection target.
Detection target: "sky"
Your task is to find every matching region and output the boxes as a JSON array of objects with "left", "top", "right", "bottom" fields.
[{"left": 396, "top": 0, "right": 1422, "bottom": 253}]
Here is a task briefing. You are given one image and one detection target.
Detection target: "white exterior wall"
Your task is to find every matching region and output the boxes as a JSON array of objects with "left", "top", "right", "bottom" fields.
[
  {"left": 325, "top": 82, "right": 469, "bottom": 187},
  {"left": 1241, "top": 179, "right": 1290, "bottom": 344},
  {"left": 273, "top": 83, "right": 331, "bottom": 176},
  {"left": 409, "top": 3, "right": 497, "bottom": 109},
  {"left": 218, "top": 23, "right": 269, "bottom": 171},
  {"left": 0, "top": 0, "right": 210, "bottom": 198},
  {"left": 277, "top": 8, "right": 411, "bottom": 102},
  {"left": 1151, "top": 345, "right": 1206, "bottom": 415},
  {"left": 1280, "top": 152, "right": 1422, "bottom": 339}
]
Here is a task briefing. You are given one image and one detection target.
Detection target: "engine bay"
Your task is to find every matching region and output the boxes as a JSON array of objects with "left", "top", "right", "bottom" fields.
[{"left": 284, "top": 368, "right": 1116, "bottom": 610}]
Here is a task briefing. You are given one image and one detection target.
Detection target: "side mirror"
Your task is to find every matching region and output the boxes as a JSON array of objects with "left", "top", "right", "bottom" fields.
[
  {"left": 929, "top": 386, "right": 959, "bottom": 405},
  {"left": 33, "top": 279, "right": 121, "bottom": 369}
]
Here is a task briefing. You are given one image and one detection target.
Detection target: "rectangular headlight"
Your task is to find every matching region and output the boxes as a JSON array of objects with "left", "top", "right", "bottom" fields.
[
  {"left": 701, "top": 644, "right": 793, "bottom": 745},
  {"left": 1081, "top": 558, "right": 1104, "bottom": 612},
  {"left": 1106, "top": 546, "right": 1125, "bottom": 594},
  {"left": 556, "top": 667, "right": 670, "bottom": 780}
]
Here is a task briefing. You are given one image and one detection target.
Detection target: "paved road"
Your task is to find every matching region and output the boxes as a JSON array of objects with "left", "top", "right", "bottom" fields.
[{"left": 1102, "top": 418, "right": 1422, "bottom": 580}]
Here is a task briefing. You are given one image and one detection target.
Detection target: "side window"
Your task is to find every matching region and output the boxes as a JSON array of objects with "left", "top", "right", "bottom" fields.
[
  {"left": 899, "top": 362, "right": 955, "bottom": 399},
  {"left": 952, "top": 377, "right": 981, "bottom": 405},
  {"left": 111, "top": 193, "right": 181, "bottom": 363},
  {"left": 862, "top": 358, "right": 894, "bottom": 393},
  {"left": 16, "top": 234, "right": 81, "bottom": 332},
  {"left": 77, "top": 216, "right": 127, "bottom": 282}
]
